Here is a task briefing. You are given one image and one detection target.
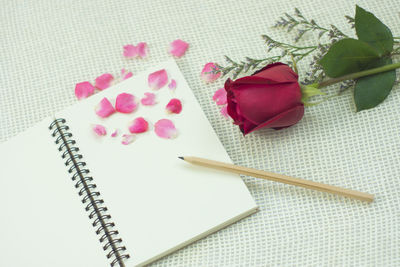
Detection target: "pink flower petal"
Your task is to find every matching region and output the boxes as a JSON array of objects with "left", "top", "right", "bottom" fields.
[
  {"left": 111, "top": 129, "right": 119, "bottom": 137},
  {"left": 121, "top": 134, "right": 135, "bottom": 145},
  {"left": 168, "top": 79, "right": 177, "bottom": 90},
  {"left": 115, "top": 93, "right": 137, "bottom": 113},
  {"left": 148, "top": 69, "right": 168, "bottom": 90},
  {"left": 154, "top": 119, "right": 178, "bottom": 139},
  {"left": 220, "top": 105, "right": 229, "bottom": 119},
  {"left": 165, "top": 98, "right": 182, "bottom": 114},
  {"left": 75, "top": 81, "right": 95, "bottom": 100},
  {"left": 137, "top": 42, "right": 148, "bottom": 58},
  {"left": 169, "top": 39, "right": 189, "bottom": 58},
  {"left": 123, "top": 44, "right": 138, "bottom": 58},
  {"left": 123, "top": 43, "right": 148, "bottom": 59},
  {"left": 121, "top": 68, "right": 133, "bottom": 80},
  {"left": 212, "top": 88, "right": 227, "bottom": 105},
  {"left": 141, "top": 92, "right": 156, "bottom": 106},
  {"left": 93, "top": 124, "right": 107, "bottom": 136},
  {"left": 95, "top": 73, "right": 114, "bottom": 90},
  {"left": 95, "top": 97, "right": 116, "bottom": 118},
  {"left": 129, "top": 117, "right": 149, "bottom": 133},
  {"left": 201, "top": 62, "right": 221, "bottom": 83}
]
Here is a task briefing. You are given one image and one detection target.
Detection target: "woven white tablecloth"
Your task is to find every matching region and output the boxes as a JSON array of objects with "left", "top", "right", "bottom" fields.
[{"left": 1, "top": 0, "right": 399, "bottom": 266}]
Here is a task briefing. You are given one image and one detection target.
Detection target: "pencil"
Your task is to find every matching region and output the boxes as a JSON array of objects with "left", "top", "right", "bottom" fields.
[{"left": 179, "top": 156, "right": 374, "bottom": 203}]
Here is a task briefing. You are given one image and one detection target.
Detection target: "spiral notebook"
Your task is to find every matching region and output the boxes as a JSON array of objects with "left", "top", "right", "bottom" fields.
[{"left": 0, "top": 59, "right": 258, "bottom": 267}]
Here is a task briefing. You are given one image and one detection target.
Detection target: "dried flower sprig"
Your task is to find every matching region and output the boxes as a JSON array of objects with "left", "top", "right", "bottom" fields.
[
  {"left": 216, "top": 8, "right": 351, "bottom": 81},
  {"left": 216, "top": 37, "right": 321, "bottom": 80},
  {"left": 345, "top": 15, "right": 355, "bottom": 28},
  {"left": 274, "top": 8, "right": 332, "bottom": 41},
  {"left": 215, "top": 56, "right": 279, "bottom": 79},
  {"left": 274, "top": 8, "right": 349, "bottom": 42}
]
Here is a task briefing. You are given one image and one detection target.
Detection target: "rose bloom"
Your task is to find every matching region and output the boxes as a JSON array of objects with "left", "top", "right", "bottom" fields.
[{"left": 224, "top": 63, "right": 304, "bottom": 135}]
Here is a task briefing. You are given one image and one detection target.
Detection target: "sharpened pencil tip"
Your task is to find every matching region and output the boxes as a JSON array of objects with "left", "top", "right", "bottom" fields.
[{"left": 178, "top": 156, "right": 184, "bottom": 160}]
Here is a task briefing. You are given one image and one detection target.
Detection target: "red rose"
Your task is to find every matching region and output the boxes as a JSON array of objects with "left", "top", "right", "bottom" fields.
[{"left": 224, "top": 63, "right": 304, "bottom": 135}]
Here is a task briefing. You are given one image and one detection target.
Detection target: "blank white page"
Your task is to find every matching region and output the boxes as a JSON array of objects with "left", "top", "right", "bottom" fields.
[
  {"left": 58, "top": 59, "right": 258, "bottom": 266},
  {"left": 0, "top": 119, "right": 108, "bottom": 266}
]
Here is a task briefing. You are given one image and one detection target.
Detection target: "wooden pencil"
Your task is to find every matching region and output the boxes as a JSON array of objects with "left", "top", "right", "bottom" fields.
[{"left": 179, "top": 156, "right": 374, "bottom": 203}]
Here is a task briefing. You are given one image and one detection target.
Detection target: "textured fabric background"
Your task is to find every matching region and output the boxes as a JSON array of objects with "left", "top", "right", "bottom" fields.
[{"left": 1, "top": 0, "right": 399, "bottom": 266}]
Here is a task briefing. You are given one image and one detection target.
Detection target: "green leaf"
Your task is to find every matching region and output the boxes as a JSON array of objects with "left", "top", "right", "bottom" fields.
[
  {"left": 354, "top": 58, "right": 396, "bottom": 111},
  {"left": 355, "top": 5, "right": 393, "bottom": 56},
  {"left": 319, "top": 38, "right": 380, "bottom": 78}
]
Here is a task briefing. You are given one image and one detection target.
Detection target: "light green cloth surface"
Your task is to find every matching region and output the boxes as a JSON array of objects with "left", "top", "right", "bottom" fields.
[{"left": 1, "top": 0, "right": 399, "bottom": 266}]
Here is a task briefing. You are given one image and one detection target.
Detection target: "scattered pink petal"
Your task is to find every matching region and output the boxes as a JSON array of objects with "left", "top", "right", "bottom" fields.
[
  {"left": 201, "top": 62, "right": 221, "bottom": 83},
  {"left": 123, "top": 44, "right": 138, "bottom": 58},
  {"left": 75, "top": 81, "right": 95, "bottom": 100},
  {"left": 148, "top": 69, "right": 168, "bottom": 90},
  {"left": 93, "top": 124, "right": 107, "bottom": 136},
  {"left": 168, "top": 39, "right": 189, "bottom": 58},
  {"left": 111, "top": 129, "right": 119, "bottom": 137},
  {"left": 154, "top": 119, "right": 178, "bottom": 139},
  {"left": 220, "top": 105, "right": 229, "bottom": 119},
  {"left": 168, "top": 79, "right": 177, "bottom": 90},
  {"left": 136, "top": 42, "right": 148, "bottom": 58},
  {"left": 129, "top": 117, "right": 149, "bottom": 133},
  {"left": 95, "top": 97, "right": 116, "bottom": 118},
  {"left": 212, "top": 88, "right": 227, "bottom": 105},
  {"left": 123, "top": 43, "right": 148, "bottom": 59},
  {"left": 141, "top": 92, "right": 156, "bottom": 106},
  {"left": 121, "top": 134, "right": 135, "bottom": 145},
  {"left": 121, "top": 68, "right": 133, "bottom": 80},
  {"left": 166, "top": 98, "right": 182, "bottom": 114},
  {"left": 95, "top": 73, "right": 114, "bottom": 90},
  {"left": 115, "top": 93, "right": 137, "bottom": 113}
]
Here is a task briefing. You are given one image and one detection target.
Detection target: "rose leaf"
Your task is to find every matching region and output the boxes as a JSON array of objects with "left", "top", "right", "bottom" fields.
[
  {"left": 354, "top": 57, "right": 396, "bottom": 111},
  {"left": 355, "top": 5, "right": 393, "bottom": 56},
  {"left": 319, "top": 38, "right": 380, "bottom": 78}
]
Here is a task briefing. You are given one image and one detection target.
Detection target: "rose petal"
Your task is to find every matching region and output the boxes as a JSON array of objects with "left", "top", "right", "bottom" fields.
[
  {"left": 212, "top": 88, "right": 227, "bottom": 105},
  {"left": 123, "top": 44, "right": 138, "bottom": 58},
  {"left": 154, "top": 119, "right": 177, "bottom": 139},
  {"left": 95, "top": 73, "right": 114, "bottom": 90},
  {"left": 252, "top": 62, "right": 299, "bottom": 82},
  {"left": 141, "top": 92, "right": 156, "bottom": 106},
  {"left": 148, "top": 69, "right": 168, "bottom": 90},
  {"left": 115, "top": 93, "right": 137, "bottom": 113},
  {"left": 220, "top": 105, "right": 229, "bottom": 119},
  {"left": 75, "top": 81, "right": 95, "bottom": 100},
  {"left": 168, "top": 39, "right": 189, "bottom": 58},
  {"left": 121, "top": 68, "right": 133, "bottom": 80},
  {"left": 129, "top": 117, "right": 149, "bottom": 133},
  {"left": 93, "top": 124, "right": 107, "bottom": 136},
  {"left": 201, "top": 62, "right": 221, "bottom": 83},
  {"left": 168, "top": 79, "right": 177, "bottom": 90},
  {"left": 248, "top": 104, "right": 304, "bottom": 133},
  {"left": 111, "top": 129, "right": 119, "bottom": 137},
  {"left": 95, "top": 97, "right": 116, "bottom": 118},
  {"left": 165, "top": 98, "right": 182, "bottom": 114},
  {"left": 123, "top": 43, "right": 148, "bottom": 59},
  {"left": 137, "top": 42, "right": 148, "bottom": 58},
  {"left": 121, "top": 134, "right": 135, "bottom": 145}
]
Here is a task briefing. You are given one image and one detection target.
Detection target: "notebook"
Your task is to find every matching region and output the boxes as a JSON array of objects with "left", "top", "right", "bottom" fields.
[{"left": 0, "top": 59, "right": 258, "bottom": 267}]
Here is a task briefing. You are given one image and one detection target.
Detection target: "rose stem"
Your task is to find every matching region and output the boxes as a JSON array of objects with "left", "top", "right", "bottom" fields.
[{"left": 317, "top": 61, "right": 400, "bottom": 88}]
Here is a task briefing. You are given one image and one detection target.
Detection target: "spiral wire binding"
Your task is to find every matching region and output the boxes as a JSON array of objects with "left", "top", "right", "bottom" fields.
[{"left": 49, "top": 118, "right": 130, "bottom": 267}]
